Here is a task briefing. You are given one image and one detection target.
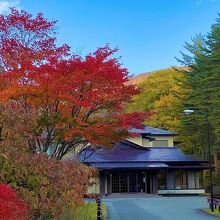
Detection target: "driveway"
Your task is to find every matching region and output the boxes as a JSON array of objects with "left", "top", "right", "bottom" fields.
[{"left": 103, "top": 196, "right": 219, "bottom": 220}]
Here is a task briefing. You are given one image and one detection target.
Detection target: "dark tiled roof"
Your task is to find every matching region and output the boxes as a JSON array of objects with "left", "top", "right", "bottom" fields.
[
  {"left": 78, "top": 141, "right": 205, "bottom": 164},
  {"left": 129, "top": 125, "right": 177, "bottom": 136},
  {"left": 88, "top": 162, "right": 169, "bottom": 169}
]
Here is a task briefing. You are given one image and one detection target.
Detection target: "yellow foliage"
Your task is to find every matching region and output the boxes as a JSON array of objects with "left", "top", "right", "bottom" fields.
[{"left": 127, "top": 67, "right": 190, "bottom": 133}]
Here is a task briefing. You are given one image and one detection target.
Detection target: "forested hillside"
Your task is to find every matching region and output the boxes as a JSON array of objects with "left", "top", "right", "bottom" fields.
[
  {"left": 127, "top": 67, "right": 188, "bottom": 131},
  {"left": 127, "top": 67, "right": 192, "bottom": 153},
  {"left": 127, "top": 15, "right": 220, "bottom": 165},
  {"left": 128, "top": 66, "right": 189, "bottom": 85}
]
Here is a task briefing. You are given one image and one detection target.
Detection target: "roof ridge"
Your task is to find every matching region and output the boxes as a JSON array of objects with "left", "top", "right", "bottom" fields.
[
  {"left": 144, "top": 125, "right": 178, "bottom": 135},
  {"left": 129, "top": 125, "right": 178, "bottom": 136}
]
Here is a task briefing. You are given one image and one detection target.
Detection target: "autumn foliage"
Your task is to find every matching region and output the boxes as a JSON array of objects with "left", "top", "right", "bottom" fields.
[
  {"left": 0, "top": 8, "right": 148, "bottom": 219},
  {"left": 0, "top": 8, "right": 148, "bottom": 159},
  {"left": 0, "top": 149, "right": 93, "bottom": 219},
  {"left": 0, "top": 103, "right": 94, "bottom": 219},
  {"left": 0, "top": 183, "right": 29, "bottom": 220}
]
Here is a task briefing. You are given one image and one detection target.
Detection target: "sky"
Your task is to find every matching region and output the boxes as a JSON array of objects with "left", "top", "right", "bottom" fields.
[{"left": 0, "top": 0, "right": 220, "bottom": 75}]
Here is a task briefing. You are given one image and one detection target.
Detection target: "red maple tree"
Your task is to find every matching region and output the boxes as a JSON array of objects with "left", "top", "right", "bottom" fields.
[
  {"left": 0, "top": 183, "right": 29, "bottom": 220},
  {"left": 0, "top": 103, "right": 94, "bottom": 219},
  {"left": 0, "top": 8, "right": 149, "bottom": 159}
]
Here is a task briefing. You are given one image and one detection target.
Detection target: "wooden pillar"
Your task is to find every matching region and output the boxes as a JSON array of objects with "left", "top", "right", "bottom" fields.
[
  {"left": 136, "top": 173, "right": 138, "bottom": 192},
  {"left": 109, "top": 173, "right": 112, "bottom": 194},
  {"left": 145, "top": 172, "right": 147, "bottom": 193},
  {"left": 104, "top": 173, "right": 108, "bottom": 194},
  {"left": 152, "top": 171, "right": 158, "bottom": 194},
  {"left": 127, "top": 174, "right": 129, "bottom": 193},
  {"left": 100, "top": 172, "right": 105, "bottom": 194},
  {"left": 119, "top": 174, "right": 121, "bottom": 193},
  {"left": 106, "top": 173, "right": 110, "bottom": 194}
]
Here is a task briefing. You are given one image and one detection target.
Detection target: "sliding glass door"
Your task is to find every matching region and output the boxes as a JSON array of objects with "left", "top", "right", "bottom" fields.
[{"left": 111, "top": 172, "right": 147, "bottom": 193}]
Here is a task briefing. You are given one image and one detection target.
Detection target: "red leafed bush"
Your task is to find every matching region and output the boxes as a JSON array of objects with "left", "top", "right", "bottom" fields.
[{"left": 0, "top": 183, "right": 29, "bottom": 220}]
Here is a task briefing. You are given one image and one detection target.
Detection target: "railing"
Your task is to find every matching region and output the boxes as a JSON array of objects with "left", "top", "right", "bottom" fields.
[
  {"left": 208, "top": 197, "right": 220, "bottom": 211},
  {"left": 84, "top": 194, "right": 103, "bottom": 220},
  {"left": 96, "top": 195, "right": 103, "bottom": 220}
]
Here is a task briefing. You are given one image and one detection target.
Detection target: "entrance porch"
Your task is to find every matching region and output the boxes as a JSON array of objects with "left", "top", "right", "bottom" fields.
[
  {"left": 100, "top": 171, "right": 158, "bottom": 195},
  {"left": 97, "top": 169, "right": 205, "bottom": 195}
]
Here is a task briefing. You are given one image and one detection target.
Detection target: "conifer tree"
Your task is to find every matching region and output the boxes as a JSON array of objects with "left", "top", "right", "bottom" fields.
[{"left": 180, "top": 15, "right": 220, "bottom": 161}]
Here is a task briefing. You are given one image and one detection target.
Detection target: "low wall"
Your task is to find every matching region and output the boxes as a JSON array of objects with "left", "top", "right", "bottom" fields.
[{"left": 158, "top": 189, "right": 205, "bottom": 194}]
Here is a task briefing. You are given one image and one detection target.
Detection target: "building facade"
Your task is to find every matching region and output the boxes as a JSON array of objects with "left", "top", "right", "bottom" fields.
[{"left": 77, "top": 126, "right": 208, "bottom": 195}]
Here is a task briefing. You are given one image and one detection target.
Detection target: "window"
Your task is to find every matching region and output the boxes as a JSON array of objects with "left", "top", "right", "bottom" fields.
[
  {"left": 120, "top": 174, "right": 128, "bottom": 192},
  {"left": 112, "top": 174, "right": 120, "bottom": 193},
  {"left": 174, "top": 171, "right": 187, "bottom": 189},
  {"left": 152, "top": 140, "right": 168, "bottom": 147},
  {"left": 188, "top": 171, "right": 202, "bottom": 189},
  {"left": 158, "top": 171, "right": 167, "bottom": 189}
]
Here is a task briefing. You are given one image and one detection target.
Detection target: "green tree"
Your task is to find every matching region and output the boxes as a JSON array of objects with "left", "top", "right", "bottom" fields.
[
  {"left": 179, "top": 15, "right": 220, "bottom": 161},
  {"left": 127, "top": 68, "right": 189, "bottom": 147}
]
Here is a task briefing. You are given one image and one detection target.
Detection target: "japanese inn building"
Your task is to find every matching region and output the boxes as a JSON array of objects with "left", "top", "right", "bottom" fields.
[{"left": 76, "top": 126, "right": 208, "bottom": 195}]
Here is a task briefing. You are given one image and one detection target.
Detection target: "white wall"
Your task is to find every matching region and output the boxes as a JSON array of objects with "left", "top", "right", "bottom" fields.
[
  {"left": 128, "top": 135, "right": 174, "bottom": 147},
  {"left": 128, "top": 137, "right": 143, "bottom": 146},
  {"left": 87, "top": 175, "right": 100, "bottom": 194}
]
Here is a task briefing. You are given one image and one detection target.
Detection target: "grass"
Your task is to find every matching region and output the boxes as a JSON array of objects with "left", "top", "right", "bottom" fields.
[
  {"left": 56, "top": 202, "right": 107, "bottom": 220},
  {"left": 199, "top": 193, "right": 210, "bottom": 196},
  {"left": 74, "top": 203, "right": 107, "bottom": 220},
  {"left": 102, "top": 204, "right": 107, "bottom": 219},
  {"left": 203, "top": 208, "right": 220, "bottom": 218}
]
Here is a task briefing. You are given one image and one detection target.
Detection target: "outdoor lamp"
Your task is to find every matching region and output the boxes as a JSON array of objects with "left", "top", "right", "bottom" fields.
[{"left": 183, "top": 109, "right": 194, "bottom": 115}]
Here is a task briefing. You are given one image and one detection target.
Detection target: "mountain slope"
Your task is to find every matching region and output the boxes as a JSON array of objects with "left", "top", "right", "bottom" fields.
[{"left": 128, "top": 66, "right": 189, "bottom": 85}]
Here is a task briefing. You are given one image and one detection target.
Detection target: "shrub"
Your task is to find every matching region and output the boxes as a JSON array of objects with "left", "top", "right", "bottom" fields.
[
  {"left": 0, "top": 183, "right": 29, "bottom": 220},
  {"left": 0, "top": 150, "right": 94, "bottom": 219},
  {"left": 0, "top": 102, "right": 95, "bottom": 219}
]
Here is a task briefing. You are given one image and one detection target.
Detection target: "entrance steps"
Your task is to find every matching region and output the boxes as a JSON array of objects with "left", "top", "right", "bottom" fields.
[{"left": 103, "top": 193, "right": 160, "bottom": 199}]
